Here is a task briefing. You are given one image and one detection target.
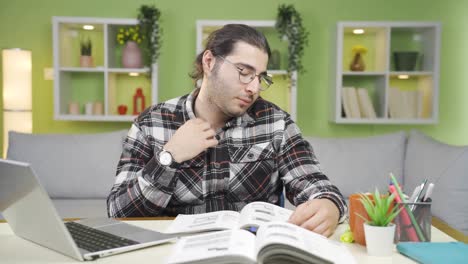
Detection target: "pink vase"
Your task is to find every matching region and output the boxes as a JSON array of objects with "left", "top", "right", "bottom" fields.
[{"left": 122, "top": 41, "right": 142, "bottom": 68}]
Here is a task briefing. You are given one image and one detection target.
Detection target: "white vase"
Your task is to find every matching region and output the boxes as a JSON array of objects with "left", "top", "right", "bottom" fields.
[{"left": 363, "top": 223, "right": 395, "bottom": 256}]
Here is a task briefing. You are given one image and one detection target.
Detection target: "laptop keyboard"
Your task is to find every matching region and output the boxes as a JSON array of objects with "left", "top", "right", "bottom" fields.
[{"left": 65, "top": 221, "right": 139, "bottom": 253}]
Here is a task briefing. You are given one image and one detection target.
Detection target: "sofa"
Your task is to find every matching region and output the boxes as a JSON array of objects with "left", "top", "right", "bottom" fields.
[
  {"left": 5, "top": 130, "right": 128, "bottom": 219},
  {"left": 3, "top": 129, "right": 467, "bottom": 238}
]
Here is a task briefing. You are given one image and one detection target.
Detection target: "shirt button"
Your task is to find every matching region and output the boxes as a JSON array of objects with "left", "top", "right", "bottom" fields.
[
  {"left": 214, "top": 163, "right": 221, "bottom": 169},
  {"left": 247, "top": 153, "right": 254, "bottom": 159}
]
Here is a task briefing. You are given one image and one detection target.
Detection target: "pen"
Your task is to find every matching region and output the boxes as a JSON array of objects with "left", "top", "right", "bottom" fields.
[
  {"left": 390, "top": 173, "right": 427, "bottom": 242},
  {"left": 411, "top": 179, "right": 428, "bottom": 210},
  {"left": 409, "top": 185, "right": 422, "bottom": 203},
  {"left": 423, "top": 183, "right": 434, "bottom": 202}
]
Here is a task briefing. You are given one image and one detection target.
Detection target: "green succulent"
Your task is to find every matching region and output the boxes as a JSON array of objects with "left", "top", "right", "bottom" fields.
[
  {"left": 80, "top": 38, "right": 92, "bottom": 56},
  {"left": 357, "top": 189, "right": 402, "bottom": 227}
]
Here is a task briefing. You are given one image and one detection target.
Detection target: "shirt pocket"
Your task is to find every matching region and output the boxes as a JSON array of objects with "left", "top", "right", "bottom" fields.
[
  {"left": 227, "top": 142, "right": 277, "bottom": 201},
  {"left": 174, "top": 153, "right": 205, "bottom": 204}
]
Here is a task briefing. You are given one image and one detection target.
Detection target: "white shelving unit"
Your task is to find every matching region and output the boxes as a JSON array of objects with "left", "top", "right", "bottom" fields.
[
  {"left": 196, "top": 20, "right": 297, "bottom": 121},
  {"left": 53, "top": 16, "right": 158, "bottom": 122},
  {"left": 331, "top": 21, "right": 441, "bottom": 124}
]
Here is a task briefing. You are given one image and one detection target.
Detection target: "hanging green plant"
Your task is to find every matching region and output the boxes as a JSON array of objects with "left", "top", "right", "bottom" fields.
[
  {"left": 137, "top": 5, "right": 162, "bottom": 74},
  {"left": 275, "top": 4, "right": 309, "bottom": 73}
]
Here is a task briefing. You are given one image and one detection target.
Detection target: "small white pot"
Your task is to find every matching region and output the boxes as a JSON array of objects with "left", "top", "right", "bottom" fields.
[{"left": 363, "top": 223, "right": 395, "bottom": 256}]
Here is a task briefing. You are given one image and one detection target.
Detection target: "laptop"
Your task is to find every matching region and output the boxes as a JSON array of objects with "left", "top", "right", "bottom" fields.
[{"left": 0, "top": 159, "right": 178, "bottom": 261}]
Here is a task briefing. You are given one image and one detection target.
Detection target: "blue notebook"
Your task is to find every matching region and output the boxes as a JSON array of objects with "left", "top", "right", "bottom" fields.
[{"left": 397, "top": 242, "right": 468, "bottom": 264}]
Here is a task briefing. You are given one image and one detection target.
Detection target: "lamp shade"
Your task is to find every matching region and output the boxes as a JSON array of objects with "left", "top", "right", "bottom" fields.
[
  {"left": 2, "top": 49, "right": 32, "bottom": 110},
  {"left": 2, "top": 48, "right": 32, "bottom": 156}
]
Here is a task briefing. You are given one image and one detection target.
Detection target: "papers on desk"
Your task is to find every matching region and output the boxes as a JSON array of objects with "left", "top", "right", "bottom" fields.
[{"left": 397, "top": 242, "right": 468, "bottom": 264}]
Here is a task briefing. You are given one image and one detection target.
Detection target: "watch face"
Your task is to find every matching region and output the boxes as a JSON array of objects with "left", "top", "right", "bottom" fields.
[{"left": 159, "top": 151, "right": 172, "bottom": 166}]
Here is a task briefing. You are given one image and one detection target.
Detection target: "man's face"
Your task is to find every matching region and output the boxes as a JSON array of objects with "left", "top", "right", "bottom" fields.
[{"left": 206, "top": 42, "right": 269, "bottom": 118}]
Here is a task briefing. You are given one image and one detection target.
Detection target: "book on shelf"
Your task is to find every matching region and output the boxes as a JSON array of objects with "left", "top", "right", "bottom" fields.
[
  {"left": 165, "top": 201, "right": 293, "bottom": 234},
  {"left": 356, "top": 88, "right": 377, "bottom": 118},
  {"left": 388, "top": 87, "right": 424, "bottom": 119},
  {"left": 341, "top": 87, "right": 361, "bottom": 118},
  {"left": 167, "top": 221, "right": 356, "bottom": 264}
]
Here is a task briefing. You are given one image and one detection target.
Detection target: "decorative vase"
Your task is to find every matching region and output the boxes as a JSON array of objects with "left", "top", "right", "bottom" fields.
[
  {"left": 133, "top": 88, "right": 146, "bottom": 115},
  {"left": 393, "top": 51, "right": 419, "bottom": 71},
  {"left": 80, "top": 55, "right": 94, "bottom": 67},
  {"left": 350, "top": 52, "right": 365, "bottom": 71},
  {"left": 122, "top": 41, "right": 143, "bottom": 68},
  {"left": 364, "top": 223, "right": 396, "bottom": 256}
]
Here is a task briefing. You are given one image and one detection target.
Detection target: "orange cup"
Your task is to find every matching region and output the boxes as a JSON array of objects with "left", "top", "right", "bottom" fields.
[{"left": 349, "top": 193, "right": 371, "bottom": 246}]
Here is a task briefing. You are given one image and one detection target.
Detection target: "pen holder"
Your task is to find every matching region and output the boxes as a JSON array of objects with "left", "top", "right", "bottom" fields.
[{"left": 394, "top": 202, "right": 431, "bottom": 242}]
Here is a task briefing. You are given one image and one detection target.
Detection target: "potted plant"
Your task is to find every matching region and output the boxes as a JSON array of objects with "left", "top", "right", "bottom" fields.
[
  {"left": 275, "top": 4, "right": 308, "bottom": 74},
  {"left": 116, "top": 26, "right": 143, "bottom": 68},
  {"left": 357, "top": 189, "right": 402, "bottom": 256},
  {"left": 80, "top": 38, "right": 93, "bottom": 67},
  {"left": 137, "top": 4, "right": 162, "bottom": 76}
]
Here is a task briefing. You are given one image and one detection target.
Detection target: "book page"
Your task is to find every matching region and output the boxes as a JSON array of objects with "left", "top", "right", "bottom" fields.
[
  {"left": 238, "top": 201, "right": 293, "bottom": 230},
  {"left": 167, "top": 229, "right": 256, "bottom": 264},
  {"left": 165, "top": 210, "right": 240, "bottom": 234},
  {"left": 255, "top": 222, "right": 356, "bottom": 264}
]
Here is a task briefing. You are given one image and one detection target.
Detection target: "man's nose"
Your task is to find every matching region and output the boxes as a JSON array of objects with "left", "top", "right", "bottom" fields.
[{"left": 245, "top": 77, "right": 261, "bottom": 94}]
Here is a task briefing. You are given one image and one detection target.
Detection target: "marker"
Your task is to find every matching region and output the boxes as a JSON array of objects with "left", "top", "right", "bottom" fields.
[{"left": 423, "top": 183, "right": 434, "bottom": 202}]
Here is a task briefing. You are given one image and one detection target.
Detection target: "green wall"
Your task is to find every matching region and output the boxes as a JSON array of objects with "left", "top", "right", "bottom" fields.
[{"left": 1, "top": 0, "right": 468, "bottom": 153}]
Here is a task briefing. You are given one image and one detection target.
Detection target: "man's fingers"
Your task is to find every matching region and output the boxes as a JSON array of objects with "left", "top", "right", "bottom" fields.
[
  {"left": 204, "top": 138, "right": 219, "bottom": 148},
  {"left": 289, "top": 201, "right": 317, "bottom": 225},
  {"left": 302, "top": 219, "right": 327, "bottom": 235},
  {"left": 203, "top": 129, "right": 217, "bottom": 139}
]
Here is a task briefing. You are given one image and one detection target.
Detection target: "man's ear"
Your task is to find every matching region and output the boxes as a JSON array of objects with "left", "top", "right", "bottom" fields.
[{"left": 202, "top": 50, "right": 217, "bottom": 75}]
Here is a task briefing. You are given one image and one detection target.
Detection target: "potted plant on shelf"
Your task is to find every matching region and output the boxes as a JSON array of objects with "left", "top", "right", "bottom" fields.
[
  {"left": 357, "top": 189, "right": 402, "bottom": 256},
  {"left": 275, "top": 4, "right": 308, "bottom": 74},
  {"left": 80, "top": 38, "right": 93, "bottom": 67},
  {"left": 117, "top": 26, "right": 143, "bottom": 68},
  {"left": 137, "top": 4, "right": 162, "bottom": 76}
]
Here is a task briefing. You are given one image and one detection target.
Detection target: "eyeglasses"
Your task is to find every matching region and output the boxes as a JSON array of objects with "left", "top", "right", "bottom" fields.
[{"left": 218, "top": 56, "right": 273, "bottom": 91}]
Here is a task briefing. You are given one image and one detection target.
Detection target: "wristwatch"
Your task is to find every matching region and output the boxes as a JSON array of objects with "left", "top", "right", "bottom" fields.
[{"left": 158, "top": 148, "right": 175, "bottom": 166}]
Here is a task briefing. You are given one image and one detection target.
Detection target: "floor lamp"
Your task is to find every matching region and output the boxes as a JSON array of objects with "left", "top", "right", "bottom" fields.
[{"left": 2, "top": 49, "right": 32, "bottom": 157}]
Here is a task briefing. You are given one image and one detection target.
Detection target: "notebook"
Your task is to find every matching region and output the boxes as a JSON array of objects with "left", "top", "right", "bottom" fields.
[
  {"left": 397, "top": 242, "right": 468, "bottom": 264},
  {"left": 0, "top": 159, "right": 178, "bottom": 261}
]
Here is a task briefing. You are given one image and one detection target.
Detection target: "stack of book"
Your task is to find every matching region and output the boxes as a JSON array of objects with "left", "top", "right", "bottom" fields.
[
  {"left": 341, "top": 87, "right": 377, "bottom": 119},
  {"left": 388, "top": 87, "right": 426, "bottom": 119}
]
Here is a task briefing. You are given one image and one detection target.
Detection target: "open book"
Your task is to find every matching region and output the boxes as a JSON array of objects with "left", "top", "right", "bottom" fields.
[
  {"left": 165, "top": 201, "right": 293, "bottom": 234},
  {"left": 166, "top": 221, "right": 356, "bottom": 264}
]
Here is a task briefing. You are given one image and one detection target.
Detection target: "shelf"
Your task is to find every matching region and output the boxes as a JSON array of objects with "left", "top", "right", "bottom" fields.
[
  {"left": 332, "top": 21, "right": 440, "bottom": 124},
  {"left": 60, "top": 67, "right": 105, "bottom": 72},
  {"left": 342, "top": 71, "right": 386, "bottom": 76},
  {"left": 53, "top": 16, "right": 158, "bottom": 121}
]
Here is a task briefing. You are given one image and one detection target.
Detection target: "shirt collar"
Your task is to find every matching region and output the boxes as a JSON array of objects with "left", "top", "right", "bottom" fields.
[{"left": 185, "top": 88, "right": 256, "bottom": 128}]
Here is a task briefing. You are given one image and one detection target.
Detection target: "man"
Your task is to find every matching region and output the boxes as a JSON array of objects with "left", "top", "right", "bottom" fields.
[{"left": 107, "top": 24, "right": 347, "bottom": 237}]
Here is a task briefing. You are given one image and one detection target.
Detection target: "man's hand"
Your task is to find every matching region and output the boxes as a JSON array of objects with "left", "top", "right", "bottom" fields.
[
  {"left": 163, "top": 118, "right": 218, "bottom": 163},
  {"left": 288, "top": 199, "right": 340, "bottom": 237}
]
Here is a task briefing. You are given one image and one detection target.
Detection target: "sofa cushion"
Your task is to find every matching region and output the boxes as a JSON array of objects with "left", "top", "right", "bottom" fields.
[
  {"left": 305, "top": 131, "right": 406, "bottom": 198},
  {"left": 404, "top": 130, "right": 468, "bottom": 235},
  {"left": 7, "top": 130, "right": 127, "bottom": 199}
]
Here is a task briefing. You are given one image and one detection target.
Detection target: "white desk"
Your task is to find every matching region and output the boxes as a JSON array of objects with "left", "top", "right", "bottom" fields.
[{"left": 0, "top": 220, "right": 455, "bottom": 263}]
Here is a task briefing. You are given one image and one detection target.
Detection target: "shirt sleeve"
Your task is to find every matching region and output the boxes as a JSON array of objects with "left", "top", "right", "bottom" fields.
[
  {"left": 278, "top": 117, "right": 348, "bottom": 223},
  {"left": 106, "top": 122, "right": 178, "bottom": 217}
]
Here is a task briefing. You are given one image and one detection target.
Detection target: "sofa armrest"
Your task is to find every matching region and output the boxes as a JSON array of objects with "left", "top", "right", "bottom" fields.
[{"left": 432, "top": 216, "right": 468, "bottom": 243}]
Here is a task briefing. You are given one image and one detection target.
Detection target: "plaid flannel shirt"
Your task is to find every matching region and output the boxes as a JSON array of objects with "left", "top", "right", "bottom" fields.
[{"left": 107, "top": 89, "right": 347, "bottom": 220}]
